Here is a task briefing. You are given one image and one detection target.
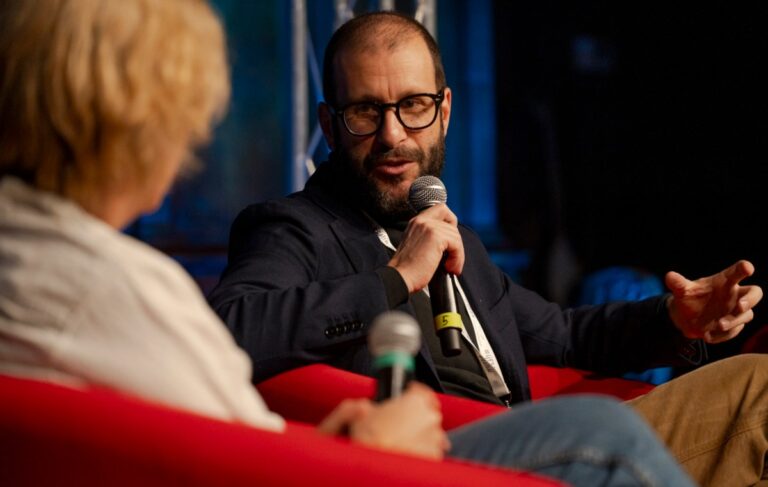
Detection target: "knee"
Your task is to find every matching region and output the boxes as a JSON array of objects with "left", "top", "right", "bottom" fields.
[
  {"left": 738, "top": 352, "right": 768, "bottom": 367},
  {"left": 740, "top": 353, "right": 768, "bottom": 385},
  {"left": 700, "top": 354, "right": 768, "bottom": 398},
  {"left": 720, "top": 353, "right": 768, "bottom": 379},
  {"left": 542, "top": 395, "right": 653, "bottom": 438}
]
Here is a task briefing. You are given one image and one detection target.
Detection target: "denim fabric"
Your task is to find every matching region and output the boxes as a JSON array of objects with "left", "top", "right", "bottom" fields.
[{"left": 449, "top": 395, "right": 695, "bottom": 487}]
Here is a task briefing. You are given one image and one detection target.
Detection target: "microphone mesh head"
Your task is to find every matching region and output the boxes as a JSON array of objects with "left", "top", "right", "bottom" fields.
[
  {"left": 368, "top": 311, "right": 421, "bottom": 358},
  {"left": 408, "top": 175, "right": 447, "bottom": 212}
]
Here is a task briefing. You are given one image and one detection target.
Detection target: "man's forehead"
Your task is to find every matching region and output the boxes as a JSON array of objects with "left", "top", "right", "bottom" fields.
[
  {"left": 331, "top": 36, "right": 436, "bottom": 100},
  {"left": 334, "top": 31, "right": 427, "bottom": 66}
]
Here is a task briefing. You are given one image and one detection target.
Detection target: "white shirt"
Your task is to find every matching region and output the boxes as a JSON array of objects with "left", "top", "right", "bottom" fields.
[{"left": 0, "top": 177, "right": 284, "bottom": 431}]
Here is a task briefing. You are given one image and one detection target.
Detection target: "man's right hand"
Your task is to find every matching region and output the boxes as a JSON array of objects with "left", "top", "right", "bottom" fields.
[
  {"left": 317, "top": 382, "right": 450, "bottom": 460},
  {"left": 387, "top": 204, "right": 465, "bottom": 293}
]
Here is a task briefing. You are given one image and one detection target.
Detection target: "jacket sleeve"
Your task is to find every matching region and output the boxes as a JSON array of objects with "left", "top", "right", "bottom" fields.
[
  {"left": 460, "top": 228, "right": 702, "bottom": 376},
  {"left": 515, "top": 284, "right": 700, "bottom": 374},
  {"left": 208, "top": 200, "right": 392, "bottom": 383}
]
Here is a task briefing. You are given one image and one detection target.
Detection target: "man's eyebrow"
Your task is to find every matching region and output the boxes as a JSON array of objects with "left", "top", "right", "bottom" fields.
[
  {"left": 347, "top": 95, "right": 382, "bottom": 104},
  {"left": 344, "top": 92, "right": 426, "bottom": 105}
]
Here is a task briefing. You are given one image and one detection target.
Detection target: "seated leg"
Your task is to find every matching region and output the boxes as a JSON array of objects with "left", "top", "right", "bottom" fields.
[
  {"left": 449, "top": 395, "right": 694, "bottom": 487},
  {"left": 628, "top": 353, "right": 768, "bottom": 487}
]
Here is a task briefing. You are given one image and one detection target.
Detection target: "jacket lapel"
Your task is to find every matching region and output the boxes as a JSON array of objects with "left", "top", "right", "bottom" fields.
[{"left": 329, "top": 218, "right": 390, "bottom": 273}]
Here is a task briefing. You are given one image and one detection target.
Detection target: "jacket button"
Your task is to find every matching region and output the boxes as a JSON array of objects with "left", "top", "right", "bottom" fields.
[{"left": 324, "top": 328, "right": 333, "bottom": 338}]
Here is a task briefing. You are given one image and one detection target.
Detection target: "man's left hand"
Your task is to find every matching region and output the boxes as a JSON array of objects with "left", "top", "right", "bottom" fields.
[{"left": 666, "top": 260, "right": 763, "bottom": 343}]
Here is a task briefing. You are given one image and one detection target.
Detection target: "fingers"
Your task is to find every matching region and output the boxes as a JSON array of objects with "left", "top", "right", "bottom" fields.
[
  {"left": 722, "top": 260, "right": 755, "bottom": 285},
  {"left": 399, "top": 384, "right": 448, "bottom": 459},
  {"left": 416, "top": 206, "right": 463, "bottom": 267},
  {"left": 739, "top": 283, "right": 764, "bottom": 310},
  {"left": 701, "top": 293, "right": 757, "bottom": 343},
  {"left": 317, "top": 398, "right": 373, "bottom": 435},
  {"left": 705, "top": 323, "right": 746, "bottom": 344},
  {"left": 715, "top": 285, "right": 763, "bottom": 329},
  {"left": 667, "top": 259, "right": 762, "bottom": 344},
  {"left": 389, "top": 204, "right": 464, "bottom": 292},
  {"left": 404, "top": 381, "right": 441, "bottom": 409},
  {"left": 421, "top": 203, "right": 458, "bottom": 226},
  {"left": 349, "top": 382, "right": 448, "bottom": 460},
  {"left": 717, "top": 307, "right": 754, "bottom": 331},
  {"left": 668, "top": 260, "right": 756, "bottom": 293},
  {"left": 664, "top": 271, "right": 690, "bottom": 294},
  {"left": 443, "top": 243, "right": 465, "bottom": 276}
]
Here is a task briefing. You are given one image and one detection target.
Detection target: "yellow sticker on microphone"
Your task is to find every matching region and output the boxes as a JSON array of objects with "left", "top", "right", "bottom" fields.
[{"left": 434, "top": 312, "right": 463, "bottom": 331}]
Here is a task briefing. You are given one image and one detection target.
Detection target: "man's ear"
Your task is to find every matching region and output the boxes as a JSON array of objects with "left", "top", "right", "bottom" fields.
[
  {"left": 318, "top": 102, "right": 336, "bottom": 151},
  {"left": 440, "top": 87, "right": 452, "bottom": 136}
]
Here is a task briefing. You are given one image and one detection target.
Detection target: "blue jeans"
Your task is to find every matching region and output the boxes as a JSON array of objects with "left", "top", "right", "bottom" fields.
[{"left": 448, "top": 395, "right": 694, "bottom": 487}]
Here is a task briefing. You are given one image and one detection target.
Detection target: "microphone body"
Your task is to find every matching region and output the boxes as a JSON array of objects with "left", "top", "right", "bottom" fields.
[
  {"left": 374, "top": 362, "right": 412, "bottom": 402},
  {"left": 368, "top": 311, "right": 421, "bottom": 402},
  {"left": 428, "top": 263, "right": 463, "bottom": 356},
  {"left": 409, "top": 176, "right": 463, "bottom": 357}
]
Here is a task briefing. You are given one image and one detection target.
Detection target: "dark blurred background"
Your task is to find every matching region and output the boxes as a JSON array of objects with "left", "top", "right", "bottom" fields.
[
  {"left": 495, "top": 1, "right": 768, "bottom": 357},
  {"left": 128, "top": 0, "right": 768, "bottom": 357}
]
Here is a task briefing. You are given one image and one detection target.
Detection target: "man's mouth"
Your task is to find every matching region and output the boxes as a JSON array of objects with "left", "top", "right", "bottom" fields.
[{"left": 373, "top": 159, "right": 415, "bottom": 177}]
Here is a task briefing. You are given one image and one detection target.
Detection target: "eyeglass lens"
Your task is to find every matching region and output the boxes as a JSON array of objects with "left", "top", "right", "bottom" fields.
[{"left": 343, "top": 94, "right": 439, "bottom": 135}]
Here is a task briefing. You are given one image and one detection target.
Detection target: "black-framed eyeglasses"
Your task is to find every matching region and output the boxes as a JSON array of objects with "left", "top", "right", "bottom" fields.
[{"left": 329, "top": 90, "right": 445, "bottom": 136}]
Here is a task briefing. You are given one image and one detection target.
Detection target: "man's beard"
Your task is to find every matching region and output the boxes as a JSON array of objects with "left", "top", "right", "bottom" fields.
[{"left": 333, "top": 127, "right": 446, "bottom": 223}]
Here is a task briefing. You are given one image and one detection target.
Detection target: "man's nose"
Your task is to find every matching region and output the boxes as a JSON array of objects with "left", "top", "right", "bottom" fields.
[{"left": 376, "top": 107, "right": 407, "bottom": 147}]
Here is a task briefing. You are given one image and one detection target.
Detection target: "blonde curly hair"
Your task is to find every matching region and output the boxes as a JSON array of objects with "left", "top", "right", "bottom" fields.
[{"left": 0, "top": 0, "right": 229, "bottom": 204}]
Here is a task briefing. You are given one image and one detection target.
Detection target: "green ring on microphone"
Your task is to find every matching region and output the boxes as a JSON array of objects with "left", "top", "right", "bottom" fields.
[{"left": 374, "top": 351, "right": 415, "bottom": 372}]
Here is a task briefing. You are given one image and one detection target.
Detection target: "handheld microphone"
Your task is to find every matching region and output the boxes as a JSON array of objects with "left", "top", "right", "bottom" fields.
[
  {"left": 408, "top": 176, "right": 463, "bottom": 357},
  {"left": 368, "top": 310, "right": 421, "bottom": 402}
]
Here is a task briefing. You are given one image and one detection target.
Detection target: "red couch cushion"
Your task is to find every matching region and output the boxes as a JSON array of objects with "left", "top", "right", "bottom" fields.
[
  {"left": 257, "top": 364, "right": 654, "bottom": 430},
  {"left": 0, "top": 373, "right": 562, "bottom": 486},
  {"left": 256, "top": 363, "right": 507, "bottom": 430},
  {"left": 1, "top": 363, "right": 651, "bottom": 486},
  {"left": 527, "top": 365, "right": 654, "bottom": 400}
]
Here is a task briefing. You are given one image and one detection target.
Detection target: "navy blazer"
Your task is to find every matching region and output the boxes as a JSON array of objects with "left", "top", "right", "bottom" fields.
[{"left": 209, "top": 162, "right": 695, "bottom": 405}]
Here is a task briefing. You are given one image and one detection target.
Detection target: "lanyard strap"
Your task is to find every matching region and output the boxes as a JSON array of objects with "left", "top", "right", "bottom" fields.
[
  {"left": 451, "top": 276, "right": 510, "bottom": 398},
  {"left": 373, "top": 225, "right": 510, "bottom": 398}
]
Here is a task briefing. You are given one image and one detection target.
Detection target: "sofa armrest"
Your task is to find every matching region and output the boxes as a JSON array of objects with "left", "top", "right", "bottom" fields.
[
  {"left": 258, "top": 364, "right": 654, "bottom": 430},
  {"left": 256, "top": 364, "right": 507, "bottom": 430},
  {"left": 527, "top": 365, "right": 654, "bottom": 400},
  {"left": 0, "top": 374, "right": 562, "bottom": 487}
]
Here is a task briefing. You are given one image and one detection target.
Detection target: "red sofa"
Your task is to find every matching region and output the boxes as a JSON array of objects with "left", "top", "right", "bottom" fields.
[
  {"left": 257, "top": 364, "right": 654, "bottom": 428},
  {"left": 0, "top": 365, "right": 653, "bottom": 486}
]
